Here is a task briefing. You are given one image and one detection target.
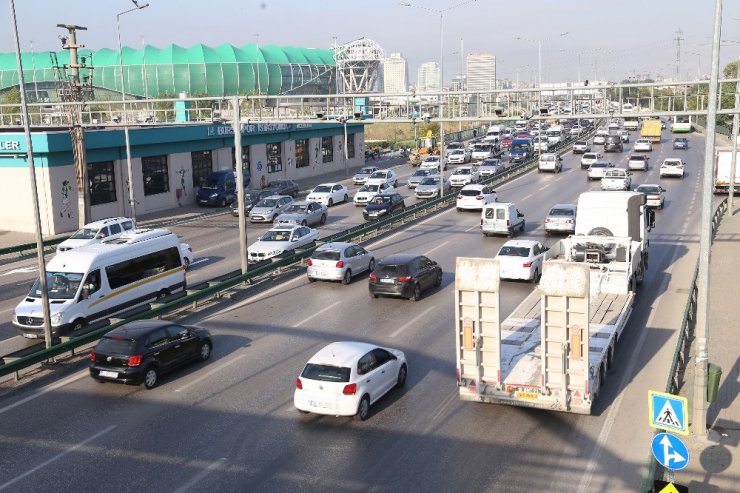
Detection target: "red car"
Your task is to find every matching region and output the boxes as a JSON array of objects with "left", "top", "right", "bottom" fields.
[{"left": 500, "top": 136, "right": 513, "bottom": 149}]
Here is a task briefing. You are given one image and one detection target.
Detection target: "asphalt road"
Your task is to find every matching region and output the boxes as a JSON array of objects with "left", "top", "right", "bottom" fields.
[{"left": 0, "top": 131, "right": 712, "bottom": 492}]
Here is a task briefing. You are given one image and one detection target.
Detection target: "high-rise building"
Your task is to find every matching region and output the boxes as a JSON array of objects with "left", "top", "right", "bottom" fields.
[
  {"left": 383, "top": 53, "right": 408, "bottom": 93},
  {"left": 466, "top": 53, "right": 497, "bottom": 91},
  {"left": 451, "top": 75, "right": 466, "bottom": 91},
  {"left": 416, "top": 62, "right": 440, "bottom": 92}
]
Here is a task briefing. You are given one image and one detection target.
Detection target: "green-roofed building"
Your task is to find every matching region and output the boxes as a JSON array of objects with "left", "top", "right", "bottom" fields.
[{"left": 0, "top": 43, "right": 336, "bottom": 101}]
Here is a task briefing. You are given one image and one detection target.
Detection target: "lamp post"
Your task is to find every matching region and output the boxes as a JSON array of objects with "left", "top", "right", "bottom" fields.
[
  {"left": 116, "top": 0, "right": 149, "bottom": 221},
  {"left": 399, "top": 0, "right": 477, "bottom": 198},
  {"left": 513, "top": 32, "right": 568, "bottom": 103}
]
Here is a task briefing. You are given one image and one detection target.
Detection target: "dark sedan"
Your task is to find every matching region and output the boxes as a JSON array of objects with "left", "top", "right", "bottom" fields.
[
  {"left": 89, "top": 320, "right": 212, "bottom": 389},
  {"left": 369, "top": 254, "right": 443, "bottom": 301},
  {"left": 231, "top": 189, "right": 274, "bottom": 216},
  {"left": 265, "top": 179, "right": 300, "bottom": 198},
  {"left": 362, "top": 193, "right": 405, "bottom": 221}
]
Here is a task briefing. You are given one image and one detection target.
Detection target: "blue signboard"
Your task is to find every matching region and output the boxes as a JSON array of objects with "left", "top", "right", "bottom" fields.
[
  {"left": 651, "top": 433, "right": 689, "bottom": 471},
  {"left": 648, "top": 390, "right": 689, "bottom": 435}
]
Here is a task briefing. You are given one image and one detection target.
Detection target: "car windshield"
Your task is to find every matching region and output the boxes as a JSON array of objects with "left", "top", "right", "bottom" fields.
[
  {"left": 360, "top": 184, "right": 381, "bottom": 192},
  {"left": 29, "top": 271, "right": 84, "bottom": 300},
  {"left": 549, "top": 208, "right": 574, "bottom": 217},
  {"left": 591, "top": 163, "right": 607, "bottom": 169},
  {"left": 260, "top": 230, "right": 291, "bottom": 242},
  {"left": 312, "top": 185, "right": 332, "bottom": 193},
  {"left": 200, "top": 177, "right": 221, "bottom": 188},
  {"left": 453, "top": 168, "right": 471, "bottom": 175},
  {"left": 664, "top": 160, "right": 681, "bottom": 166},
  {"left": 243, "top": 192, "right": 261, "bottom": 201},
  {"left": 372, "top": 196, "right": 391, "bottom": 205},
  {"left": 312, "top": 250, "right": 341, "bottom": 261},
  {"left": 284, "top": 204, "right": 307, "bottom": 213},
  {"left": 359, "top": 167, "right": 375, "bottom": 174},
  {"left": 413, "top": 170, "right": 430, "bottom": 177},
  {"left": 450, "top": 150, "right": 464, "bottom": 155},
  {"left": 482, "top": 160, "right": 499, "bottom": 166},
  {"left": 498, "top": 246, "right": 531, "bottom": 257},
  {"left": 377, "top": 264, "right": 407, "bottom": 277},
  {"left": 575, "top": 141, "right": 586, "bottom": 145},
  {"left": 473, "top": 145, "right": 490, "bottom": 151},
  {"left": 96, "top": 336, "right": 137, "bottom": 355},
  {"left": 630, "top": 156, "right": 646, "bottom": 161},
  {"left": 460, "top": 188, "right": 483, "bottom": 196},
  {"left": 301, "top": 363, "right": 351, "bottom": 383},
  {"left": 370, "top": 171, "right": 389, "bottom": 178},
  {"left": 419, "top": 177, "right": 439, "bottom": 186},
  {"left": 584, "top": 154, "right": 597, "bottom": 159},
  {"left": 637, "top": 186, "right": 661, "bottom": 194},
  {"left": 421, "top": 157, "right": 438, "bottom": 163},
  {"left": 69, "top": 228, "right": 99, "bottom": 240},
  {"left": 255, "top": 199, "right": 277, "bottom": 207}
]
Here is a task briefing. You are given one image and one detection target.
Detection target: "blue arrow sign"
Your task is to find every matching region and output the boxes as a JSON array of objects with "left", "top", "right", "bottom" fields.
[
  {"left": 651, "top": 433, "right": 689, "bottom": 471},
  {"left": 648, "top": 390, "right": 689, "bottom": 435}
]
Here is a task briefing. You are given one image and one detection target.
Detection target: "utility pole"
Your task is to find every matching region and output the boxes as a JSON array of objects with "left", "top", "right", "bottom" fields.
[{"left": 674, "top": 27, "right": 683, "bottom": 82}]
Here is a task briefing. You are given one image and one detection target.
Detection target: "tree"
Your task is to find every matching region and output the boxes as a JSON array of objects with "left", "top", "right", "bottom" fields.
[{"left": 1, "top": 87, "right": 21, "bottom": 125}]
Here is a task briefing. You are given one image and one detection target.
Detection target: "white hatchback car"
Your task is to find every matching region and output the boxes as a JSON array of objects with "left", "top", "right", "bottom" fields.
[
  {"left": 449, "top": 165, "right": 481, "bottom": 188},
  {"left": 495, "top": 240, "right": 548, "bottom": 282},
  {"left": 56, "top": 217, "right": 136, "bottom": 253},
  {"left": 456, "top": 184, "right": 497, "bottom": 211},
  {"left": 419, "top": 156, "right": 447, "bottom": 172},
  {"left": 307, "top": 183, "right": 350, "bottom": 207},
  {"left": 365, "top": 169, "right": 399, "bottom": 188},
  {"left": 660, "top": 158, "right": 685, "bottom": 178},
  {"left": 587, "top": 161, "right": 614, "bottom": 181},
  {"left": 447, "top": 148, "right": 471, "bottom": 164},
  {"left": 247, "top": 224, "right": 319, "bottom": 263},
  {"left": 580, "top": 152, "right": 602, "bottom": 170},
  {"left": 294, "top": 341, "right": 407, "bottom": 421},
  {"left": 634, "top": 139, "right": 653, "bottom": 152},
  {"left": 353, "top": 182, "right": 394, "bottom": 206}
]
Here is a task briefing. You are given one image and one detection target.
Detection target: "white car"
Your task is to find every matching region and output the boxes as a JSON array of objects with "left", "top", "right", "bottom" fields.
[
  {"left": 366, "top": 169, "right": 399, "bottom": 187},
  {"left": 307, "top": 242, "right": 375, "bottom": 284},
  {"left": 593, "top": 131, "right": 608, "bottom": 145},
  {"left": 353, "top": 182, "right": 394, "bottom": 206},
  {"left": 449, "top": 165, "right": 481, "bottom": 188},
  {"left": 627, "top": 155, "right": 649, "bottom": 171},
  {"left": 580, "top": 152, "right": 602, "bottom": 170},
  {"left": 572, "top": 140, "right": 591, "bottom": 154},
  {"left": 247, "top": 224, "right": 319, "bottom": 263},
  {"left": 495, "top": 239, "right": 548, "bottom": 282},
  {"left": 456, "top": 183, "right": 497, "bottom": 211},
  {"left": 307, "top": 183, "right": 350, "bottom": 207},
  {"left": 601, "top": 168, "right": 632, "bottom": 191},
  {"left": 538, "top": 153, "right": 562, "bottom": 173},
  {"left": 180, "top": 243, "right": 194, "bottom": 269},
  {"left": 294, "top": 341, "right": 407, "bottom": 421},
  {"left": 660, "top": 158, "right": 685, "bottom": 178},
  {"left": 56, "top": 217, "right": 136, "bottom": 253},
  {"left": 634, "top": 139, "right": 653, "bottom": 152},
  {"left": 447, "top": 148, "right": 471, "bottom": 164},
  {"left": 587, "top": 161, "right": 614, "bottom": 181},
  {"left": 414, "top": 176, "right": 451, "bottom": 199},
  {"left": 419, "top": 156, "right": 446, "bottom": 171},
  {"left": 249, "top": 195, "right": 294, "bottom": 223},
  {"left": 352, "top": 166, "right": 379, "bottom": 185}
]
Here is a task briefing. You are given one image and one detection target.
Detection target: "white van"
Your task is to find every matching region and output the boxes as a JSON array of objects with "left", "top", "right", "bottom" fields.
[
  {"left": 14, "top": 229, "right": 187, "bottom": 338},
  {"left": 483, "top": 125, "right": 504, "bottom": 143},
  {"left": 56, "top": 217, "right": 136, "bottom": 253},
  {"left": 480, "top": 202, "right": 525, "bottom": 237},
  {"left": 545, "top": 125, "right": 566, "bottom": 145}
]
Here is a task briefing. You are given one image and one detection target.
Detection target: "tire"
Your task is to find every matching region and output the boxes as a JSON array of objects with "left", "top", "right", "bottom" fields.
[
  {"left": 531, "top": 268, "right": 540, "bottom": 284},
  {"left": 456, "top": 207, "right": 462, "bottom": 212},
  {"left": 143, "top": 366, "right": 159, "bottom": 389},
  {"left": 367, "top": 258, "right": 375, "bottom": 274},
  {"left": 342, "top": 269, "right": 352, "bottom": 285},
  {"left": 343, "top": 194, "right": 349, "bottom": 203},
  {"left": 292, "top": 190, "right": 298, "bottom": 198},
  {"left": 354, "top": 395, "right": 370, "bottom": 421},
  {"left": 396, "top": 364, "right": 407, "bottom": 388},
  {"left": 434, "top": 270, "right": 443, "bottom": 287},
  {"left": 370, "top": 292, "right": 378, "bottom": 299},
  {"left": 411, "top": 283, "right": 421, "bottom": 302},
  {"left": 328, "top": 198, "right": 334, "bottom": 207},
  {"left": 507, "top": 227, "right": 513, "bottom": 238},
  {"left": 271, "top": 214, "right": 277, "bottom": 223},
  {"left": 182, "top": 257, "right": 191, "bottom": 269},
  {"left": 319, "top": 214, "right": 327, "bottom": 225},
  {"left": 69, "top": 318, "right": 85, "bottom": 335},
  {"left": 301, "top": 220, "right": 307, "bottom": 226},
  {"left": 588, "top": 227, "right": 614, "bottom": 237},
  {"left": 308, "top": 276, "right": 316, "bottom": 283},
  {"left": 156, "top": 289, "right": 170, "bottom": 300},
  {"left": 219, "top": 198, "right": 227, "bottom": 208},
  {"left": 607, "top": 346, "right": 615, "bottom": 370},
  {"left": 198, "top": 342, "right": 212, "bottom": 361},
  {"left": 520, "top": 220, "right": 526, "bottom": 232}
]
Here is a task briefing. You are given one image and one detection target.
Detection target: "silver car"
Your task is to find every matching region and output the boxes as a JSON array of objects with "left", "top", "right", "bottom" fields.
[
  {"left": 307, "top": 242, "right": 375, "bottom": 285},
  {"left": 352, "top": 166, "right": 379, "bottom": 185},
  {"left": 544, "top": 203, "right": 577, "bottom": 235},
  {"left": 249, "top": 195, "right": 293, "bottom": 223},
  {"left": 407, "top": 168, "right": 438, "bottom": 189},
  {"left": 275, "top": 201, "right": 328, "bottom": 226},
  {"left": 414, "top": 176, "right": 451, "bottom": 199}
]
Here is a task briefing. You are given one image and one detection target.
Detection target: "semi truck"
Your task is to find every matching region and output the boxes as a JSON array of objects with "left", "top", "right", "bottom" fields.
[
  {"left": 714, "top": 148, "right": 740, "bottom": 194},
  {"left": 455, "top": 191, "right": 653, "bottom": 414},
  {"left": 640, "top": 119, "right": 662, "bottom": 143}
]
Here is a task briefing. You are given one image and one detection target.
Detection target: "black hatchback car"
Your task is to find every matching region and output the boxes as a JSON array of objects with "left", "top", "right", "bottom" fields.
[
  {"left": 369, "top": 254, "right": 442, "bottom": 301},
  {"left": 231, "top": 189, "right": 274, "bottom": 217},
  {"left": 363, "top": 193, "right": 406, "bottom": 221},
  {"left": 90, "top": 320, "right": 213, "bottom": 389}
]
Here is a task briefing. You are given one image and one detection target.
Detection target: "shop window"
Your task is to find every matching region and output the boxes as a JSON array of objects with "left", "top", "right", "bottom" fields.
[
  {"left": 295, "top": 139, "right": 309, "bottom": 168},
  {"left": 191, "top": 150, "right": 213, "bottom": 188},
  {"left": 321, "top": 136, "right": 333, "bottom": 163},
  {"left": 142, "top": 155, "right": 169, "bottom": 196},
  {"left": 88, "top": 161, "right": 116, "bottom": 205},
  {"left": 267, "top": 142, "right": 282, "bottom": 174}
]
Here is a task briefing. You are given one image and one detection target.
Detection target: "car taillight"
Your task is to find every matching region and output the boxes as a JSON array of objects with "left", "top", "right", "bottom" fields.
[
  {"left": 307, "top": 259, "right": 313, "bottom": 266},
  {"left": 480, "top": 219, "right": 484, "bottom": 225},
  {"left": 295, "top": 378, "right": 303, "bottom": 390},
  {"left": 90, "top": 351, "right": 96, "bottom": 362},
  {"left": 457, "top": 195, "right": 463, "bottom": 200},
  {"left": 343, "top": 383, "right": 357, "bottom": 395},
  {"left": 128, "top": 355, "right": 142, "bottom": 367},
  {"left": 523, "top": 262, "right": 533, "bottom": 268},
  {"left": 369, "top": 273, "right": 377, "bottom": 280},
  {"left": 336, "top": 260, "right": 344, "bottom": 268},
  {"left": 476, "top": 195, "right": 484, "bottom": 200},
  {"left": 506, "top": 220, "right": 510, "bottom": 226},
  {"left": 566, "top": 219, "right": 574, "bottom": 224},
  {"left": 398, "top": 276, "right": 412, "bottom": 282}
]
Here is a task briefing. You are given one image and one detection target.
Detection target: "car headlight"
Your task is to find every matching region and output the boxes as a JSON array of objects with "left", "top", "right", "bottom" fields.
[{"left": 50, "top": 312, "right": 62, "bottom": 325}]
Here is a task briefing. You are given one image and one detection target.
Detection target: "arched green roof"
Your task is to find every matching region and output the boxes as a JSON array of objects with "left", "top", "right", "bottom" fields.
[{"left": 0, "top": 43, "right": 336, "bottom": 97}]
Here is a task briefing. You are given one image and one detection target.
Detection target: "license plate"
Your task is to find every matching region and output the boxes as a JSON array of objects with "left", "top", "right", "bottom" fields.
[
  {"left": 380, "top": 278, "right": 394, "bottom": 284},
  {"left": 308, "top": 400, "right": 331, "bottom": 409},
  {"left": 23, "top": 333, "right": 38, "bottom": 339},
  {"left": 99, "top": 371, "right": 119, "bottom": 379},
  {"left": 515, "top": 391, "right": 539, "bottom": 400}
]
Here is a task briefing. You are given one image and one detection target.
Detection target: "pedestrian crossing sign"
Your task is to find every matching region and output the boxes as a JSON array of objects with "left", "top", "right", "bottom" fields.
[{"left": 649, "top": 390, "right": 689, "bottom": 435}]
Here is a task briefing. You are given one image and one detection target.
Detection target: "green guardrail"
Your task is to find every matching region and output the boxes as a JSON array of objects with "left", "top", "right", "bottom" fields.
[
  {"left": 0, "top": 128, "right": 587, "bottom": 380},
  {"left": 640, "top": 198, "right": 727, "bottom": 492},
  {"left": 0, "top": 236, "right": 68, "bottom": 258}
]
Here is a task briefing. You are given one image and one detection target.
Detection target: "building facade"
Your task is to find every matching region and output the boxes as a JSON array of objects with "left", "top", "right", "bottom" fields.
[
  {"left": 416, "top": 62, "right": 440, "bottom": 92},
  {"left": 466, "top": 53, "right": 497, "bottom": 92},
  {"left": 383, "top": 53, "right": 408, "bottom": 94},
  {"left": 0, "top": 123, "right": 364, "bottom": 235}
]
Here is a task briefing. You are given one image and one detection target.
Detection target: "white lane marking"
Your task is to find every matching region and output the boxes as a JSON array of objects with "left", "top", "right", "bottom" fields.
[
  {"left": 423, "top": 241, "right": 450, "bottom": 257},
  {"left": 171, "top": 458, "right": 227, "bottom": 493},
  {"left": 292, "top": 301, "right": 341, "bottom": 328},
  {"left": 1, "top": 267, "right": 37, "bottom": 276},
  {"left": 190, "top": 258, "right": 209, "bottom": 267},
  {"left": 390, "top": 306, "right": 435, "bottom": 338},
  {"left": 0, "top": 370, "right": 87, "bottom": 415},
  {"left": 0, "top": 425, "right": 116, "bottom": 491},
  {"left": 174, "top": 354, "right": 247, "bottom": 393}
]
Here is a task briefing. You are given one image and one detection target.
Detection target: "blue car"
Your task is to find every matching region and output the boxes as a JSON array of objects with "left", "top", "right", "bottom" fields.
[{"left": 673, "top": 138, "right": 688, "bottom": 150}]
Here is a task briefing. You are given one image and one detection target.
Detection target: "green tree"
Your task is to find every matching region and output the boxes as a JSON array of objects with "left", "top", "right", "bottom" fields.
[{"left": 1, "top": 87, "right": 21, "bottom": 125}]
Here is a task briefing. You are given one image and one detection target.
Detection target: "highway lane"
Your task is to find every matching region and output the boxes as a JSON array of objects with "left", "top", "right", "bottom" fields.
[{"left": 0, "top": 131, "right": 712, "bottom": 491}]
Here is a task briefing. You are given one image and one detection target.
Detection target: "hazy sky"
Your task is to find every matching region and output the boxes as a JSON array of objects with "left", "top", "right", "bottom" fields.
[{"left": 3, "top": 0, "right": 740, "bottom": 84}]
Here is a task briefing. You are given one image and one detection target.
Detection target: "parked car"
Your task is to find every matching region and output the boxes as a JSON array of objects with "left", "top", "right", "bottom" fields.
[
  {"left": 307, "top": 183, "right": 350, "bottom": 206},
  {"left": 479, "top": 158, "right": 504, "bottom": 178},
  {"left": 353, "top": 166, "right": 379, "bottom": 185},
  {"left": 673, "top": 137, "right": 689, "bottom": 150},
  {"left": 366, "top": 169, "right": 400, "bottom": 187},
  {"left": 634, "top": 139, "right": 653, "bottom": 152},
  {"left": 660, "top": 158, "right": 685, "bottom": 178},
  {"left": 230, "top": 189, "right": 274, "bottom": 217},
  {"left": 635, "top": 184, "right": 666, "bottom": 209},
  {"left": 449, "top": 165, "right": 481, "bottom": 188},
  {"left": 264, "top": 179, "right": 300, "bottom": 198},
  {"left": 601, "top": 168, "right": 632, "bottom": 191},
  {"left": 447, "top": 148, "right": 472, "bottom": 164},
  {"left": 456, "top": 184, "right": 497, "bottom": 211},
  {"left": 275, "top": 201, "right": 328, "bottom": 226},
  {"left": 544, "top": 203, "right": 577, "bottom": 235},
  {"left": 480, "top": 202, "right": 525, "bottom": 237},
  {"left": 56, "top": 217, "right": 136, "bottom": 253},
  {"left": 495, "top": 240, "right": 548, "bottom": 282},
  {"left": 307, "top": 242, "right": 375, "bottom": 284},
  {"left": 538, "top": 153, "right": 562, "bottom": 173},
  {"left": 353, "top": 182, "right": 395, "bottom": 206},
  {"left": 407, "top": 168, "right": 438, "bottom": 189},
  {"left": 247, "top": 224, "right": 319, "bottom": 263},
  {"left": 414, "top": 176, "right": 451, "bottom": 199},
  {"left": 249, "top": 195, "right": 293, "bottom": 223},
  {"left": 196, "top": 170, "right": 250, "bottom": 207},
  {"left": 580, "top": 152, "right": 602, "bottom": 170},
  {"left": 363, "top": 193, "right": 406, "bottom": 221},
  {"left": 587, "top": 161, "right": 614, "bottom": 181},
  {"left": 368, "top": 254, "right": 442, "bottom": 301},
  {"left": 89, "top": 320, "right": 212, "bottom": 389},
  {"left": 572, "top": 140, "right": 591, "bottom": 154},
  {"left": 294, "top": 341, "right": 407, "bottom": 421},
  {"left": 628, "top": 154, "right": 649, "bottom": 171}
]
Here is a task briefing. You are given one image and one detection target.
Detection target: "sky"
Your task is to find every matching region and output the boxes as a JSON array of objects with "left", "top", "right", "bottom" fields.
[{"left": 3, "top": 0, "right": 740, "bottom": 85}]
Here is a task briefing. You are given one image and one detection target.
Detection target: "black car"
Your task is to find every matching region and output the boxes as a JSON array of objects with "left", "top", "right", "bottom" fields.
[
  {"left": 265, "top": 179, "right": 300, "bottom": 198},
  {"left": 673, "top": 138, "right": 688, "bottom": 150},
  {"left": 89, "top": 320, "right": 213, "bottom": 389},
  {"left": 231, "top": 189, "right": 274, "bottom": 216},
  {"left": 362, "top": 193, "right": 406, "bottom": 221},
  {"left": 369, "top": 254, "right": 442, "bottom": 301},
  {"left": 604, "top": 135, "right": 624, "bottom": 152}
]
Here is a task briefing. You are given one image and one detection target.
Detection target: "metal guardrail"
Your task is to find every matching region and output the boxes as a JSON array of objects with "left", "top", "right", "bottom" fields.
[
  {"left": 0, "top": 236, "right": 68, "bottom": 258},
  {"left": 641, "top": 197, "right": 728, "bottom": 492},
  {"left": 0, "top": 129, "right": 586, "bottom": 380}
]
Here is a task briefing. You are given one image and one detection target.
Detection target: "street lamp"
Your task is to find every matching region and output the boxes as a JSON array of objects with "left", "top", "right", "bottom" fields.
[
  {"left": 513, "top": 31, "right": 569, "bottom": 92},
  {"left": 399, "top": 0, "right": 477, "bottom": 198},
  {"left": 116, "top": 0, "right": 149, "bottom": 221}
]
